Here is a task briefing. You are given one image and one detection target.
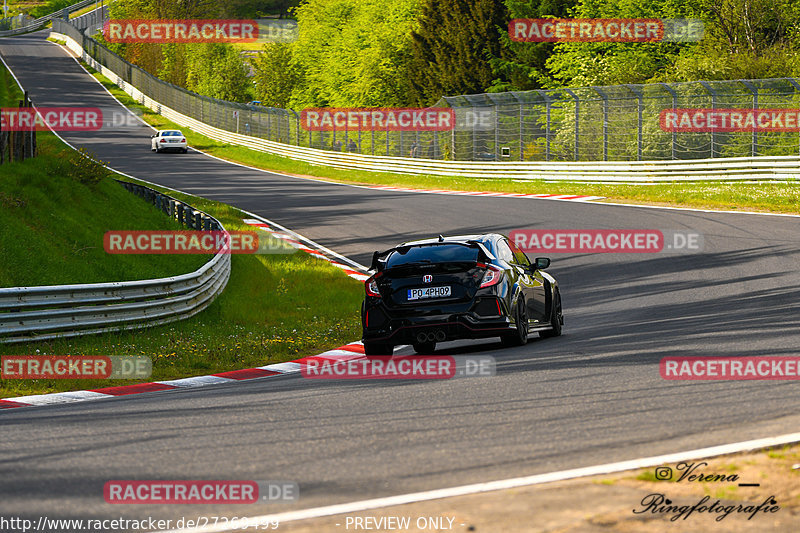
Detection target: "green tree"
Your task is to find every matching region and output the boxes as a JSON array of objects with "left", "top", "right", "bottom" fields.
[
  {"left": 251, "top": 43, "right": 301, "bottom": 108},
  {"left": 544, "top": 0, "right": 703, "bottom": 87},
  {"left": 186, "top": 44, "right": 253, "bottom": 101},
  {"left": 288, "top": 0, "right": 421, "bottom": 108},
  {"left": 489, "top": 0, "right": 579, "bottom": 92},
  {"left": 664, "top": 0, "right": 800, "bottom": 81},
  {"left": 403, "top": 0, "right": 508, "bottom": 106}
]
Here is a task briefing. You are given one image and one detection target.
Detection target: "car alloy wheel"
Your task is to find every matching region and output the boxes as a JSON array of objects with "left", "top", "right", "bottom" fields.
[
  {"left": 502, "top": 297, "right": 528, "bottom": 347},
  {"left": 540, "top": 289, "right": 563, "bottom": 338}
]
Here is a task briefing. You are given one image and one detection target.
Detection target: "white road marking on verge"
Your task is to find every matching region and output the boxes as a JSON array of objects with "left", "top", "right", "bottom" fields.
[
  {"left": 158, "top": 431, "right": 800, "bottom": 533},
  {"left": 7, "top": 391, "right": 111, "bottom": 406},
  {"left": 258, "top": 362, "right": 303, "bottom": 374},
  {"left": 156, "top": 376, "right": 236, "bottom": 388}
]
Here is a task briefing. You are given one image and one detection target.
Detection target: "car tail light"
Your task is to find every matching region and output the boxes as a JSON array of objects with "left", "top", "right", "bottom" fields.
[
  {"left": 365, "top": 273, "right": 382, "bottom": 297},
  {"left": 181, "top": 138, "right": 186, "bottom": 143},
  {"left": 479, "top": 265, "right": 502, "bottom": 288},
  {"left": 159, "top": 138, "right": 166, "bottom": 143}
]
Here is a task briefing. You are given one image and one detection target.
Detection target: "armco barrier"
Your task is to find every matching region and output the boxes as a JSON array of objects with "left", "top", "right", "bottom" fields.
[
  {"left": 51, "top": 26, "right": 800, "bottom": 182},
  {"left": 0, "top": 181, "right": 231, "bottom": 343},
  {"left": 0, "top": 0, "right": 96, "bottom": 37}
]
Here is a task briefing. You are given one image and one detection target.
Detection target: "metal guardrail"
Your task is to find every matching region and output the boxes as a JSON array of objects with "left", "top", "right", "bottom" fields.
[
  {"left": 50, "top": 25, "right": 800, "bottom": 182},
  {"left": 0, "top": 181, "right": 231, "bottom": 343},
  {"left": 70, "top": 4, "right": 107, "bottom": 33},
  {"left": 0, "top": 0, "right": 96, "bottom": 37}
]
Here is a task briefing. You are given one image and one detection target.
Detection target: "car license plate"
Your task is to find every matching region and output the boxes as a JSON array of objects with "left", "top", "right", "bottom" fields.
[
  {"left": 168, "top": 139, "right": 180, "bottom": 143},
  {"left": 407, "top": 286, "right": 451, "bottom": 301}
]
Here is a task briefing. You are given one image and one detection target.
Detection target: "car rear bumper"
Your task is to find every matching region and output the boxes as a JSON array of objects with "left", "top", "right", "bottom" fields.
[
  {"left": 362, "top": 304, "right": 512, "bottom": 345},
  {"left": 156, "top": 143, "right": 187, "bottom": 151}
]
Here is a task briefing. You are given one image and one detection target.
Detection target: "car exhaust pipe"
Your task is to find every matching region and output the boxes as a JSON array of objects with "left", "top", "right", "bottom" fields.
[{"left": 417, "top": 331, "right": 446, "bottom": 343}]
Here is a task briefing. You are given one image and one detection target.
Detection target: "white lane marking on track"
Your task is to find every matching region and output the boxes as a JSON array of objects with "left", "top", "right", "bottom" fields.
[
  {"left": 162, "top": 431, "right": 800, "bottom": 533},
  {"left": 240, "top": 215, "right": 368, "bottom": 273},
  {"left": 243, "top": 217, "right": 370, "bottom": 282}
]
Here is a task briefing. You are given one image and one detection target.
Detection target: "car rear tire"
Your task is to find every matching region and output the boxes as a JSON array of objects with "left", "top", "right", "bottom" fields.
[
  {"left": 502, "top": 297, "right": 528, "bottom": 347},
  {"left": 412, "top": 341, "right": 436, "bottom": 354},
  {"left": 181, "top": 148, "right": 188, "bottom": 153},
  {"left": 540, "top": 289, "right": 563, "bottom": 338},
  {"left": 363, "top": 342, "right": 394, "bottom": 356}
]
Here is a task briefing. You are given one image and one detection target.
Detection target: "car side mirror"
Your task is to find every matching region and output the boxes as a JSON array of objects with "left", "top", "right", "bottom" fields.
[{"left": 534, "top": 257, "right": 550, "bottom": 270}]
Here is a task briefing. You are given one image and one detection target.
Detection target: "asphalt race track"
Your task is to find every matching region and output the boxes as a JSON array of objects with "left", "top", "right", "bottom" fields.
[{"left": 2, "top": 31, "right": 800, "bottom": 527}]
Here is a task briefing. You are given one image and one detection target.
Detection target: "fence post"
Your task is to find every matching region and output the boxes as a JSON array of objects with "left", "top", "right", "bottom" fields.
[
  {"left": 592, "top": 86, "right": 609, "bottom": 161},
  {"left": 537, "top": 90, "right": 552, "bottom": 162},
  {"left": 626, "top": 85, "right": 644, "bottom": 161},
  {"left": 699, "top": 81, "right": 717, "bottom": 158},
  {"left": 659, "top": 83, "right": 678, "bottom": 160},
  {"left": 787, "top": 78, "right": 800, "bottom": 155},
  {"left": 740, "top": 80, "right": 758, "bottom": 157},
  {"left": 563, "top": 89, "right": 579, "bottom": 161},
  {"left": 518, "top": 103, "right": 524, "bottom": 161}
]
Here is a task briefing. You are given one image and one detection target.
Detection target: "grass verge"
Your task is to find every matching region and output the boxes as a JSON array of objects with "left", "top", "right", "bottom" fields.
[
  {"left": 0, "top": 135, "right": 208, "bottom": 286},
  {"left": 0, "top": 66, "right": 364, "bottom": 399},
  {"left": 0, "top": 145, "right": 364, "bottom": 397},
  {"left": 70, "top": 53, "right": 800, "bottom": 216},
  {"left": 0, "top": 153, "right": 364, "bottom": 398}
]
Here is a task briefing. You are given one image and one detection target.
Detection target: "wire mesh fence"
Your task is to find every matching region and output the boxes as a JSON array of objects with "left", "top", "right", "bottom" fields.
[{"left": 54, "top": 17, "right": 800, "bottom": 162}]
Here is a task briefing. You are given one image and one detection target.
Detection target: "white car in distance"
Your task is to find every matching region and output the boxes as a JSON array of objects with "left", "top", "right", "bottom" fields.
[{"left": 151, "top": 130, "right": 188, "bottom": 153}]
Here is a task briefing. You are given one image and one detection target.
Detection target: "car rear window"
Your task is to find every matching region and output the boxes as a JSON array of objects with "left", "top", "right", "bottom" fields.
[
  {"left": 386, "top": 244, "right": 479, "bottom": 268},
  {"left": 162, "top": 131, "right": 183, "bottom": 136}
]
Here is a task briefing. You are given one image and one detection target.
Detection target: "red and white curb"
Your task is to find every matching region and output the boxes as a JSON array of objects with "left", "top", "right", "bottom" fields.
[
  {"left": 243, "top": 218, "right": 370, "bottom": 281},
  {"left": 366, "top": 185, "right": 605, "bottom": 202},
  {"left": 0, "top": 342, "right": 367, "bottom": 410}
]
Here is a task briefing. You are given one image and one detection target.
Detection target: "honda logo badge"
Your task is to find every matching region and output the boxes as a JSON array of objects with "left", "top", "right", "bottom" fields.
[{"left": 422, "top": 274, "right": 433, "bottom": 283}]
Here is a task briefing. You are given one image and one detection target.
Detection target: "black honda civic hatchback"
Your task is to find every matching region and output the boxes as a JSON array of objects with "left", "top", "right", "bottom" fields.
[{"left": 361, "top": 233, "right": 563, "bottom": 355}]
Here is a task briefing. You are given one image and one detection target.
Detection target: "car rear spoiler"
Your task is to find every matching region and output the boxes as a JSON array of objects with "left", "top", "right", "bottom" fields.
[{"left": 369, "top": 240, "right": 495, "bottom": 272}]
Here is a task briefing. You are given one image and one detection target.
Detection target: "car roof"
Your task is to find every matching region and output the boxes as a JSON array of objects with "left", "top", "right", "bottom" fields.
[{"left": 399, "top": 234, "right": 501, "bottom": 247}]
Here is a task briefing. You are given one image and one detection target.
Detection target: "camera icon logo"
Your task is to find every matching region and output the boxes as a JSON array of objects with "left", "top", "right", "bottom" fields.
[{"left": 654, "top": 466, "right": 673, "bottom": 480}]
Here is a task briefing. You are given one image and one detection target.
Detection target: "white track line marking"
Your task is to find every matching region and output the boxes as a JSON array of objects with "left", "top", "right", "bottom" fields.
[{"left": 161, "top": 431, "right": 800, "bottom": 533}]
